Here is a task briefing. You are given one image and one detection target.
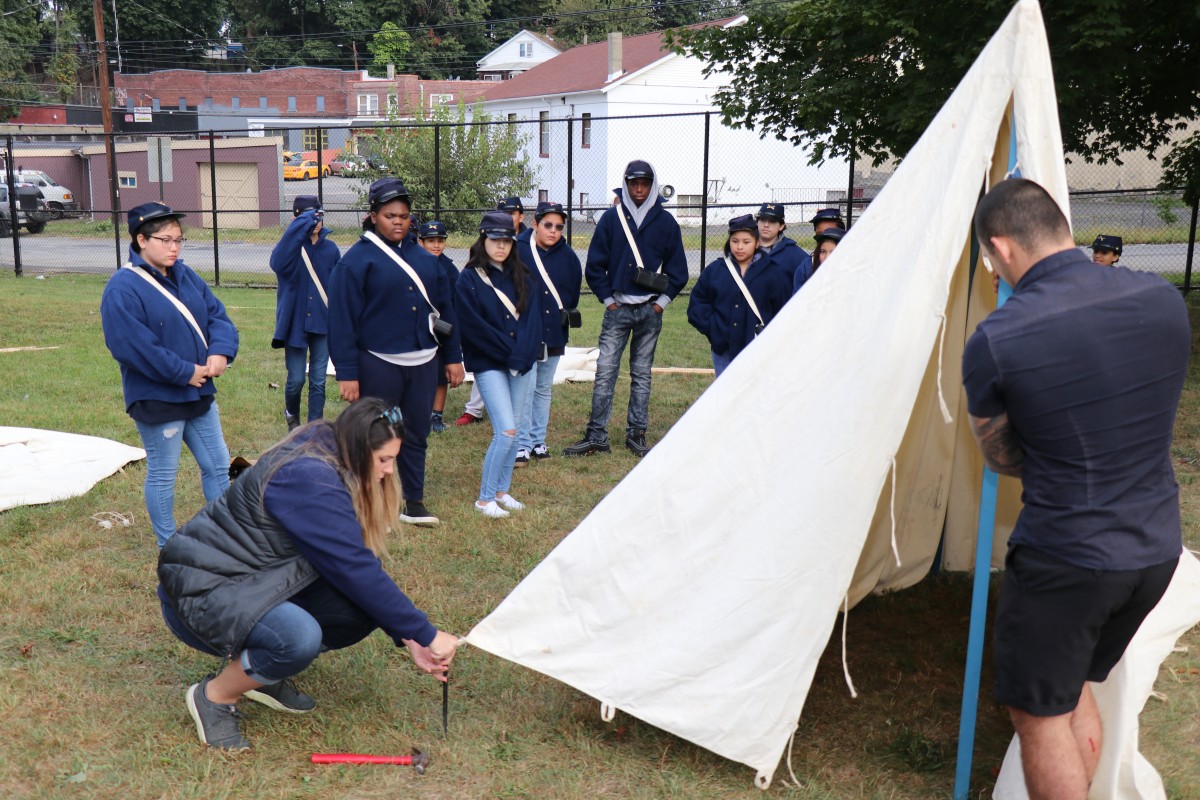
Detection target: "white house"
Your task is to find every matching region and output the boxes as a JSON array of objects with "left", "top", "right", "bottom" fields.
[
  {"left": 476, "top": 30, "right": 563, "bottom": 81},
  {"left": 478, "top": 18, "right": 849, "bottom": 227}
]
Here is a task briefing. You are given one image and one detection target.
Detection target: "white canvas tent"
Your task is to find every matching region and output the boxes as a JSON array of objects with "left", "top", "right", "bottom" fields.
[
  {"left": 0, "top": 428, "right": 145, "bottom": 512},
  {"left": 464, "top": 0, "right": 1200, "bottom": 792}
]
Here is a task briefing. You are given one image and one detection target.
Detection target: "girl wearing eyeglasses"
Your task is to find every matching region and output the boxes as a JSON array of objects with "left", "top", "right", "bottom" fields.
[
  {"left": 513, "top": 201, "right": 582, "bottom": 466},
  {"left": 157, "top": 398, "right": 458, "bottom": 751},
  {"left": 455, "top": 211, "right": 544, "bottom": 518},
  {"left": 99, "top": 202, "right": 239, "bottom": 548}
]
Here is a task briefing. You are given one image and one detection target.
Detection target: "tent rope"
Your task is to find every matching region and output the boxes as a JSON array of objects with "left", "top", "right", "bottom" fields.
[
  {"left": 782, "top": 727, "right": 801, "bottom": 788},
  {"left": 889, "top": 456, "right": 901, "bottom": 567},
  {"left": 841, "top": 593, "right": 858, "bottom": 699},
  {"left": 935, "top": 312, "right": 954, "bottom": 424},
  {"left": 600, "top": 702, "right": 615, "bottom": 722}
]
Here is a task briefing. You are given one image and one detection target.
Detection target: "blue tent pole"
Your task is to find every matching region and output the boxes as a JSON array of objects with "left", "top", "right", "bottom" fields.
[{"left": 953, "top": 118, "right": 1018, "bottom": 800}]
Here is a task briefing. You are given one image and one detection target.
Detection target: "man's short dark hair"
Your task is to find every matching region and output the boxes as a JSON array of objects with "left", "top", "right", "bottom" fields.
[{"left": 974, "top": 178, "right": 1071, "bottom": 251}]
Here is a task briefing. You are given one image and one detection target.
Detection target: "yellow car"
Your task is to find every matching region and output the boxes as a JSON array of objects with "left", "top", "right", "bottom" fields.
[{"left": 283, "top": 159, "right": 329, "bottom": 180}]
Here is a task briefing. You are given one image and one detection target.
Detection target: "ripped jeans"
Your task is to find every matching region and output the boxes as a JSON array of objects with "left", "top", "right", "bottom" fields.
[
  {"left": 134, "top": 403, "right": 230, "bottom": 547},
  {"left": 473, "top": 368, "right": 535, "bottom": 503}
]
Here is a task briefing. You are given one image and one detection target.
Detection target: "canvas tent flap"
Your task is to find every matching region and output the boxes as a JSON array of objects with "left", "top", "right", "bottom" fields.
[
  {"left": 0, "top": 427, "right": 145, "bottom": 512},
  {"left": 465, "top": 0, "right": 1068, "bottom": 785}
]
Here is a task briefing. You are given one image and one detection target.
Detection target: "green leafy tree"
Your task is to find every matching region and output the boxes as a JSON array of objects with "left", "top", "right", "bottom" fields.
[
  {"left": 367, "top": 21, "right": 412, "bottom": 76},
  {"left": 0, "top": 5, "right": 43, "bottom": 120},
  {"left": 672, "top": 0, "right": 1200, "bottom": 171},
  {"left": 369, "top": 101, "right": 536, "bottom": 233}
]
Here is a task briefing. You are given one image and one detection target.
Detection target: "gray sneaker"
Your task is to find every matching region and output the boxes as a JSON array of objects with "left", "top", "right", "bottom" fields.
[
  {"left": 187, "top": 676, "right": 251, "bottom": 750},
  {"left": 244, "top": 678, "right": 316, "bottom": 714}
]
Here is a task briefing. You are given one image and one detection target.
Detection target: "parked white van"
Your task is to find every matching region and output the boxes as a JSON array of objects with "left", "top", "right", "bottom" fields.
[{"left": 13, "top": 170, "right": 78, "bottom": 218}]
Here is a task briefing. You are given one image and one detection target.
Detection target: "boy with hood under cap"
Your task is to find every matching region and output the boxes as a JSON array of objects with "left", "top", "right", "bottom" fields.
[{"left": 564, "top": 159, "right": 687, "bottom": 458}]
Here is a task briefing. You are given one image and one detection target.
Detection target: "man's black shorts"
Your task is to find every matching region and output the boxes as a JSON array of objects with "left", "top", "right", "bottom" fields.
[{"left": 993, "top": 545, "right": 1178, "bottom": 717}]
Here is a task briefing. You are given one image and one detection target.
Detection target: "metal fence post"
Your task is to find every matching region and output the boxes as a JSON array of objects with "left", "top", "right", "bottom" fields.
[
  {"left": 5, "top": 135, "right": 20, "bottom": 277},
  {"left": 846, "top": 128, "right": 856, "bottom": 228},
  {"left": 316, "top": 129, "right": 325, "bottom": 209},
  {"left": 208, "top": 134, "right": 220, "bottom": 286},
  {"left": 700, "top": 112, "right": 711, "bottom": 270},
  {"left": 566, "top": 116, "right": 574, "bottom": 245},
  {"left": 109, "top": 132, "right": 121, "bottom": 270},
  {"left": 1185, "top": 194, "right": 1199, "bottom": 294},
  {"left": 434, "top": 122, "right": 441, "bottom": 217}
]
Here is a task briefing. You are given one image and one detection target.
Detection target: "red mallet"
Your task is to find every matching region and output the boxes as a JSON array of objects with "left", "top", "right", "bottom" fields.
[{"left": 311, "top": 747, "right": 428, "bottom": 775}]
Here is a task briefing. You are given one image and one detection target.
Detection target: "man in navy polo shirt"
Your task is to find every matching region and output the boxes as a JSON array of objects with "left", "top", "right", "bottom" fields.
[{"left": 962, "top": 178, "right": 1187, "bottom": 800}]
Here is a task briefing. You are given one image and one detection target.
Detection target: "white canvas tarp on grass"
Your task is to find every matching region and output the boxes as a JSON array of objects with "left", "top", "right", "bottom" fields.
[
  {"left": 464, "top": 0, "right": 1200, "bottom": 792},
  {"left": 0, "top": 427, "right": 145, "bottom": 512}
]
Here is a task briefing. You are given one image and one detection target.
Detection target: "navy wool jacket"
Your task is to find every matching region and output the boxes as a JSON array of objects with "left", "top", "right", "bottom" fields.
[
  {"left": 517, "top": 228, "right": 583, "bottom": 350},
  {"left": 688, "top": 256, "right": 793, "bottom": 358},
  {"left": 585, "top": 189, "right": 688, "bottom": 305},
  {"left": 456, "top": 262, "right": 543, "bottom": 375},
  {"left": 432, "top": 251, "right": 460, "bottom": 310},
  {"left": 158, "top": 425, "right": 437, "bottom": 657},
  {"left": 269, "top": 211, "right": 341, "bottom": 348},
  {"left": 761, "top": 237, "right": 812, "bottom": 287},
  {"left": 328, "top": 234, "right": 462, "bottom": 382},
  {"left": 100, "top": 251, "right": 239, "bottom": 412}
]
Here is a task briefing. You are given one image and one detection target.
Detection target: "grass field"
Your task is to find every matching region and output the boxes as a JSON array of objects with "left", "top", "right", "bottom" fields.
[{"left": 1, "top": 272, "right": 1198, "bottom": 799}]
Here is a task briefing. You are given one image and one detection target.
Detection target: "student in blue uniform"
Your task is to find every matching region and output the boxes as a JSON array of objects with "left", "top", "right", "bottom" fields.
[
  {"left": 793, "top": 226, "right": 846, "bottom": 293},
  {"left": 417, "top": 220, "right": 460, "bottom": 433},
  {"left": 810, "top": 207, "right": 846, "bottom": 235},
  {"left": 1090, "top": 234, "right": 1122, "bottom": 266},
  {"left": 514, "top": 201, "right": 582, "bottom": 466},
  {"left": 455, "top": 211, "right": 543, "bottom": 518},
  {"left": 756, "top": 203, "right": 812, "bottom": 289},
  {"left": 498, "top": 196, "right": 528, "bottom": 235},
  {"left": 269, "top": 195, "right": 340, "bottom": 431},
  {"left": 157, "top": 398, "right": 458, "bottom": 751},
  {"left": 328, "top": 178, "right": 464, "bottom": 528},
  {"left": 688, "top": 215, "right": 792, "bottom": 376},
  {"left": 100, "top": 202, "right": 239, "bottom": 548},
  {"left": 564, "top": 159, "right": 688, "bottom": 458}
]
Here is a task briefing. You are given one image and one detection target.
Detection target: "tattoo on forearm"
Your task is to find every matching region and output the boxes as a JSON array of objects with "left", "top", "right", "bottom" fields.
[{"left": 972, "top": 414, "right": 1024, "bottom": 476}]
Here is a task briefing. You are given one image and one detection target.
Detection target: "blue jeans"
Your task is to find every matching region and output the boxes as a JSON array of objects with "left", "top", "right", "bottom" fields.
[
  {"left": 159, "top": 580, "right": 377, "bottom": 684},
  {"left": 134, "top": 402, "right": 230, "bottom": 548},
  {"left": 474, "top": 368, "right": 535, "bottom": 502},
  {"left": 711, "top": 350, "right": 732, "bottom": 377},
  {"left": 284, "top": 333, "right": 329, "bottom": 422},
  {"left": 517, "top": 355, "right": 560, "bottom": 451},
  {"left": 586, "top": 303, "right": 663, "bottom": 444}
]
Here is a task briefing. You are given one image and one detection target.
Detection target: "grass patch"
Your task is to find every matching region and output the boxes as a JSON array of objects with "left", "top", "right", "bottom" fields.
[{"left": 1, "top": 272, "right": 1198, "bottom": 798}]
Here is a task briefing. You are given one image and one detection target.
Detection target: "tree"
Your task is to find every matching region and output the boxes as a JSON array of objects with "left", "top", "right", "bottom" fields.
[
  {"left": 0, "top": 5, "right": 44, "bottom": 119},
  {"left": 369, "top": 101, "right": 536, "bottom": 233},
  {"left": 672, "top": 0, "right": 1200, "bottom": 171},
  {"left": 367, "top": 21, "right": 412, "bottom": 76}
]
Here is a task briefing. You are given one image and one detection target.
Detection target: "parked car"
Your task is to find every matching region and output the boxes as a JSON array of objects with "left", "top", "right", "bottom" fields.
[
  {"left": 13, "top": 170, "right": 78, "bottom": 219},
  {"left": 329, "top": 154, "right": 368, "bottom": 177},
  {"left": 283, "top": 158, "right": 329, "bottom": 180},
  {"left": 282, "top": 150, "right": 299, "bottom": 164},
  {"left": 0, "top": 183, "right": 47, "bottom": 235}
]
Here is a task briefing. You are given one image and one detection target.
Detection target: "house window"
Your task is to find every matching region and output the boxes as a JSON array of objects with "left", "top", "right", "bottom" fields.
[
  {"left": 178, "top": 97, "right": 187, "bottom": 111},
  {"left": 151, "top": 98, "right": 160, "bottom": 112},
  {"left": 429, "top": 93, "right": 453, "bottom": 108},
  {"left": 507, "top": 112, "right": 517, "bottom": 122},
  {"left": 387, "top": 93, "right": 399, "bottom": 113},
  {"left": 538, "top": 189, "right": 548, "bottom": 203},
  {"left": 581, "top": 113, "right": 591, "bottom": 148},
  {"left": 302, "top": 129, "right": 327, "bottom": 152},
  {"left": 203, "top": 96, "right": 213, "bottom": 109},
  {"left": 288, "top": 96, "right": 297, "bottom": 112},
  {"left": 358, "top": 94, "right": 378, "bottom": 115},
  {"left": 676, "top": 194, "right": 703, "bottom": 217},
  {"left": 520, "top": 42, "right": 534, "bottom": 58},
  {"left": 539, "top": 111, "right": 549, "bottom": 157},
  {"left": 231, "top": 97, "right": 240, "bottom": 109},
  {"left": 118, "top": 171, "right": 137, "bottom": 188},
  {"left": 126, "top": 97, "right": 133, "bottom": 110},
  {"left": 259, "top": 96, "right": 268, "bottom": 109},
  {"left": 316, "top": 96, "right": 325, "bottom": 112}
]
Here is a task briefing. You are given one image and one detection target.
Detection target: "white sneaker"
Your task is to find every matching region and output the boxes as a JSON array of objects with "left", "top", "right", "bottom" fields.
[
  {"left": 496, "top": 493, "right": 525, "bottom": 511},
  {"left": 474, "top": 500, "right": 510, "bottom": 518}
]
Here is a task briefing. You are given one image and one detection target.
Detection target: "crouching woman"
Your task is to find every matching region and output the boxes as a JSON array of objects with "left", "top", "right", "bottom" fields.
[{"left": 157, "top": 398, "right": 458, "bottom": 750}]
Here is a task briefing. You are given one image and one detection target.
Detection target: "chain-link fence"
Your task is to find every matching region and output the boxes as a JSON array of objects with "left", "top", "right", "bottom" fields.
[{"left": 2, "top": 114, "right": 1197, "bottom": 290}]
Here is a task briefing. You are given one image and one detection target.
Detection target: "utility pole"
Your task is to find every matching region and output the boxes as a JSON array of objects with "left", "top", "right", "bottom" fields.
[{"left": 93, "top": 0, "right": 121, "bottom": 267}]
